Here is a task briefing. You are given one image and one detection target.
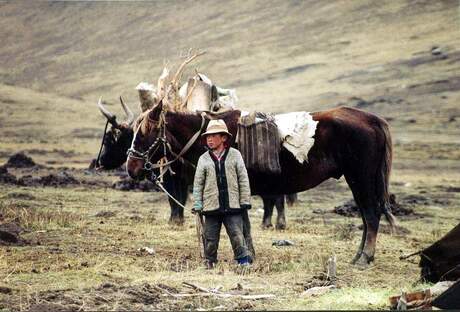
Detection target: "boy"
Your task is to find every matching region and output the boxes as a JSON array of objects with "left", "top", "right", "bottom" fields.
[{"left": 192, "top": 119, "right": 252, "bottom": 268}]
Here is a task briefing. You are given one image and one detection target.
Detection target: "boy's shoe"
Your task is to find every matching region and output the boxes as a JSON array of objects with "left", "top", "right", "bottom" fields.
[
  {"left": 235, "top": 257, "right": 251, "bottom": 274},
  {"left": 237, "top": 256, "right": 251, "bottom": 266}
]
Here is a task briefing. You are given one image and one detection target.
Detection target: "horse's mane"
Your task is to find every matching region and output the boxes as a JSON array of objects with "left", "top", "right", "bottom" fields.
[
  {"left": 133, "top": 110, "right": 152, "bottom": 135},
  {"left": 137, "top": 107, "right": 241, "bottom": 136}
]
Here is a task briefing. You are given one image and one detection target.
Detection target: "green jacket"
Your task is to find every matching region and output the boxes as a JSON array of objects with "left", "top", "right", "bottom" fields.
[{"left": 193, "top": 147, "right": 251, "bottom": 214}]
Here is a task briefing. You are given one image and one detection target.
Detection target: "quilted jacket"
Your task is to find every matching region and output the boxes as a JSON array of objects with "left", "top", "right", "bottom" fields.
[{"left": 193, "top": 147, "right": 251, "bottom": 214}]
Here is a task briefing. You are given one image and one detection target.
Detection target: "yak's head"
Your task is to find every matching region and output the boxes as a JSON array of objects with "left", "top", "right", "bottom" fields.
[{"left": 96, "top": 97, "right": 135, "bottom": 170}]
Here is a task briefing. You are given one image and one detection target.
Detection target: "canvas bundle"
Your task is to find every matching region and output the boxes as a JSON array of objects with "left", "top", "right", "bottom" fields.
[{"left": 238, "top": 112, "right": 281, "bottom": 174}]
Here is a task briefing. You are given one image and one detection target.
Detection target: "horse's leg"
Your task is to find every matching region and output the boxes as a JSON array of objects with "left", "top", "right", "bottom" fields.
[
  {"left": 165, "top": 175, "right": 186, "bottom": 225},
  {"left": 345, "top": 174, "right": 381, "bottom": 267},
  {"left": 261, "top": 195, "right": 275, "bottom": 229},
  {"left": 275, "top": 196, "right": 286, "bottom": 230},
  {"left": 343, "top": 181, "right": 367, "bottom": 264}
]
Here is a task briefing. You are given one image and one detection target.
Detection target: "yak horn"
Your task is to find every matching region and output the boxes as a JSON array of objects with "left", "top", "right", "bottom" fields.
[
  {"left": 97, "top": 97, "right": 119, "bottom": 127},
  {"left": 119, "top": 96, "right": 134, "bottom": 125}
]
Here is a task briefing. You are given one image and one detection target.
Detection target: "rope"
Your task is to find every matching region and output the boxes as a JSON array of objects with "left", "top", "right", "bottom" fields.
[
  {"left": 153, "top": 178, "right": 187, "bottom": 210},
  {"left": 95, "top": 120, "right": 110, "bottom": 167}
]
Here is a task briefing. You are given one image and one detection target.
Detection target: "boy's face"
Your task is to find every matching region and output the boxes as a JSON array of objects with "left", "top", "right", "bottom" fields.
[{"left": 206, "top": 133, "right": 227, "bottom": 150}]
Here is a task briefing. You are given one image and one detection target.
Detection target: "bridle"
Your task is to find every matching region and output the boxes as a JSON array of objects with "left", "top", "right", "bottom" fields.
[{"left": 127, "top": 111, "right": 206, "bottom": 198}]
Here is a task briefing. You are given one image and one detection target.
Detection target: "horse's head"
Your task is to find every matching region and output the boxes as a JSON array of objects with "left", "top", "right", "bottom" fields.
[
  {"left": 126, "top": 100, "right": 168, "bottom": 180},
  {"left": 96, "top": 97, "right": 134, "bottom": 170}
]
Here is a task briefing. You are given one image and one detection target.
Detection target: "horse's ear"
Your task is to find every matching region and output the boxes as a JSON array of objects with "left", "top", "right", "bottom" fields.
[{"left": 149, "top": 99, "right": 164, "bottom": 121}]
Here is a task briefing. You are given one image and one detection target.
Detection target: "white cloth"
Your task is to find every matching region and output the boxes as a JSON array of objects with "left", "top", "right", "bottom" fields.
[{"left": 274, "top": 112, "right": 318, "bottom": 163}]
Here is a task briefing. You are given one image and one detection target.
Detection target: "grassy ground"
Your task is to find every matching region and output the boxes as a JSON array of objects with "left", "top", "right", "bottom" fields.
[
  {"left": 1, "top": 161, "right": 459, "bottom": 310},
  {"left": 1, "top": 0, "right": 460, "bottom": 310}
]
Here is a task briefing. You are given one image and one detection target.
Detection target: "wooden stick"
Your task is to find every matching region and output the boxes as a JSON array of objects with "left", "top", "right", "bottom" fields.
[
  {"left": 195, "top": 214, "right": 205, "bottom": 259},
  {"left": 181, "top": 282, "right": 275, "bottom": 300},
  {"left": 399, "top": 250, "right": 421, "bottom": 260},
  {"left": 160, "top": 292, "right": 275, "bottom": 300},
  {"left": 183, "top": 282, "right": 212, "bottom": 293}
]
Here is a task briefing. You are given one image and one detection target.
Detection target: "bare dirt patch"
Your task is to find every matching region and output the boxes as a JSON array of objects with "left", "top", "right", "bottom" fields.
[
  {"left": 16, "top": 171, "right": 80, "bottom": 187},
  {"left": 3, "top": 152, "right": 42, "bottom": 168},
  {"left": 0, "top": 222, "right": 29, "bottom": 246},
  {"left": 0, "top": 166, "right": 17, "bottom": 184},
  {"left": 333, "top": 193, "right": 420, "bottom": 217},
  {"left": 112, "top": 176, "right": 157, "bottom": 192}
]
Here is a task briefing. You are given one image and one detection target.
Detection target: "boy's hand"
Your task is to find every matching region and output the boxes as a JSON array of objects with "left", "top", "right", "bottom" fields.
[{"left": 192, "top": 202, "right": 203, "bottom": 214}]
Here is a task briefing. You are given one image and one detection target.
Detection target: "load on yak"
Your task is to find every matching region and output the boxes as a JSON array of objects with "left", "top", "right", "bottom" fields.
[{"left": 131, "top": 51, "right": 238, "bottom": 115}]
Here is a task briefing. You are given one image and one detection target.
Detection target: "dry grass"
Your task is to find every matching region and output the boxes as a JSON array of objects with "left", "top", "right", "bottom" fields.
[
  {"left": 0, "top": 0, "right": 459, "bottom": 310},
  {"left": 1, "top": 167, "right": 458, "bottom": 310}
]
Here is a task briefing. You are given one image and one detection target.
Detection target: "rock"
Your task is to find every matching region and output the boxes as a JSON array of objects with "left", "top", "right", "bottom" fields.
[
  {"left": 301, "top": 285, "right": 336, "bottom": 297},
  {"left": 272, "top": 239, "right": 295, "bottom": 246},
  {"left": 431, "top": 46, "right": 443, "bottom": 56},
  {"left": 137, "top": 246, "right": 155, "bottom": 255}
]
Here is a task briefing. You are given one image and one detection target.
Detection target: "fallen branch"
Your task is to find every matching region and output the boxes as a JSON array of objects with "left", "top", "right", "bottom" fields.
[
  {"left": 399, "top": 250, "right": 422, "bottom": 260},
  {"left": 179, "top": 282, "right": 275, "bottom": 300}
]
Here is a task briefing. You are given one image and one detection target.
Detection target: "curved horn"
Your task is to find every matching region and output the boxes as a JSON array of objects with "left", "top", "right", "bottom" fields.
[
  {"left": 119, "top": 96, "right": 134, "bottom": 125},
  {"left": 97, "top": 97, "right": 119, "bottom": 127}
]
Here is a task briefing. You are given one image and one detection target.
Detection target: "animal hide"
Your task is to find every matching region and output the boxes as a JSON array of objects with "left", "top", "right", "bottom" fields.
[
  {"left": 274, "top": 112, "right": 318, "bottom": 164},
  {"left": 135, "top": 82, "right": 158, "bottom": 112}
]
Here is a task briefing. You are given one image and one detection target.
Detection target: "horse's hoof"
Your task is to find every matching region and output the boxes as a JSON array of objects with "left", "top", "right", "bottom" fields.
[
  {"left": 261, "top": 223, "right": 273, "bottom": 230},
  {"left": 169, "top": 217, "right": 185, "bottom": 226},
  {"left": 275, "top": 223, "right": 286, "bottom": 230},
  {"left": 353, "top": 252, "right": 374, "bottom": 269}
]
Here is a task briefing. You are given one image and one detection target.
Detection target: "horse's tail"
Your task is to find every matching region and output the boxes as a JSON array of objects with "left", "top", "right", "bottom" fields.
[{"left": 376, "top": 118, "right": 396, "bottom": 229}]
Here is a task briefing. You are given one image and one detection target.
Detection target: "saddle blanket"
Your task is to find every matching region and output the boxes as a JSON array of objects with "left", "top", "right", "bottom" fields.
[{"left": 241, "top": 111, "right": 318, "bottom": 164}]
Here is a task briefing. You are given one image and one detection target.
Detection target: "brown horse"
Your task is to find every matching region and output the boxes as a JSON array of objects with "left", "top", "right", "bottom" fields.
[{"left": 127, "top": 101, "right": 395, "bottom": 266}]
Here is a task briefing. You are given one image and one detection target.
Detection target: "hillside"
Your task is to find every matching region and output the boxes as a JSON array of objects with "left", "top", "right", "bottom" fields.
[
  {"left": 0, "top": 1, "right": 458, "bottom": 112},
  {"left": 1, "top": 1, "right": 459, "bottom": 165}
]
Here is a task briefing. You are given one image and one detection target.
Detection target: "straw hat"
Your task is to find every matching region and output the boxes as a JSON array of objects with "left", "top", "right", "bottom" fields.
[{"left": 202, "top": 119, "right": 232, "bottom": 137}]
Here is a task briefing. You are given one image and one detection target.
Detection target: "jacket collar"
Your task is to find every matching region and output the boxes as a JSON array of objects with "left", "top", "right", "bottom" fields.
[{"left": 209, "top": 147, "right": 229, "bottom": 162}]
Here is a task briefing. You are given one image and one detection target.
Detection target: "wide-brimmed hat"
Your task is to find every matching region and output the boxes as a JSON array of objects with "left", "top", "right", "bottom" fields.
[{"left": 201, "top": 119, "right": 232, "bottom": 137}]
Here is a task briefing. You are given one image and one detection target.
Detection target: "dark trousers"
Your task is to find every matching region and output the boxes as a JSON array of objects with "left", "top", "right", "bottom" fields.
[{"left": 204, "top": 213, "right": 248, "bottom": 264}]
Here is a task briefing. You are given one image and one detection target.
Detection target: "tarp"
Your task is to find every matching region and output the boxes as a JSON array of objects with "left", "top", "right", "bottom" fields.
[{"left": 420, "top": 223, "right": 460, "bottom": 283}]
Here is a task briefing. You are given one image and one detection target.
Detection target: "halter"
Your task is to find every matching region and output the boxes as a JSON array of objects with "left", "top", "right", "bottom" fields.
[{"left": 127, "top": 111, "right": 206, "bottom": 183}]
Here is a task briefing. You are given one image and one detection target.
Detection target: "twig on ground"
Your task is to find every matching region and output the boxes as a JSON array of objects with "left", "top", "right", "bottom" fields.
[
  {"left": 399, "top": 250, "right": 422, "bottom": 260},
  {"left": 180, "top": 282, "right": 275, "bottom": 300}
]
